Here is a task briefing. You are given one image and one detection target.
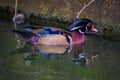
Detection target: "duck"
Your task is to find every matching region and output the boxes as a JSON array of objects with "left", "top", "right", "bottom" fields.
[{"left": 12, "top": 18, "right": 98, "bottom": 45}]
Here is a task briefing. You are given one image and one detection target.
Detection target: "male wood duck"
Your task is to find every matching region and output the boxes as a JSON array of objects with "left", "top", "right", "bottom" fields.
[{"left": 12, "top": 18, "right": 98, "bottom": 45}]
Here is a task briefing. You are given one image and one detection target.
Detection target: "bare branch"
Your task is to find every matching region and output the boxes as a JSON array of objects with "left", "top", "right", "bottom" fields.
[
  {"left": 14, "top": 0, "right": 18, "bottom": 17},
  {"left": 77, "top": 0, "right": 95, "bottom": 19}
]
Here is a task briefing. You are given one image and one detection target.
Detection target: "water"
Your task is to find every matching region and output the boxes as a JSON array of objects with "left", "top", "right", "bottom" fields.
[{"left": 0, "top": 22, "right": 120, "bottom": 80}]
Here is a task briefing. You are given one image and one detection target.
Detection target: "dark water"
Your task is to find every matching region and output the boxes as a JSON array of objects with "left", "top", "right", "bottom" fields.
[{"left": 0, "top": 22, "right": 120, "bottom": 80}]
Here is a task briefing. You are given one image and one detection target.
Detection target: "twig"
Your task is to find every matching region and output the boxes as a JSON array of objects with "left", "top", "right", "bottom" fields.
[
  {"left": 14, "top": 0, "right": 20, "bottom": 46},
  {"left": 14, "top": 0, "right": 18, "bottom": 17},
  {"left": 77, "top": 0, "right": 95, "bottom": 18},
  {"left": 14, "top": 0, "right": 18, "bottom": 30}
]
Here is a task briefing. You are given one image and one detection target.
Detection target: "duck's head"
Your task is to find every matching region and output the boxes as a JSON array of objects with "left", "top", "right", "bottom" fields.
[{"left": 68, "top": 18, "right": 98, "bottom": 34}]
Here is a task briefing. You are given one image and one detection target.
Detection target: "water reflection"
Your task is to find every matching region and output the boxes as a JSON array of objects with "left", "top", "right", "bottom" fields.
[
  {"left": 14, "top": 41, "right": 99, "bottom": 67},
  {"left": 70, "top": 52, "right": 98, "bottom": 67}
]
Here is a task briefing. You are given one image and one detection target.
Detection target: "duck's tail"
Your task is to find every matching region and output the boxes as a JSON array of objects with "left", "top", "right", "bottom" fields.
[{"left": 11, "top": 30, "right": 38, "bottom": 40}]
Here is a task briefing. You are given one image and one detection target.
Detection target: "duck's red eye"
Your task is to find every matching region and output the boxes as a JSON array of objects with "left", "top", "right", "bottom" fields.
[{"left": 87, "top": 26, "right": 92, "bottom": 31}]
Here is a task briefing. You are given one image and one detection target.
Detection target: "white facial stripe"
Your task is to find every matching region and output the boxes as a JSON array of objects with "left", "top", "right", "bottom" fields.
[
  {"left": 79, "top": 29, "right": 84, "bottom": 34},
  {"left": 71, "top": 26, "right": 83, "bottom": 31},
  {"left": 71, "top": 27, "right": 79, "bottom": 31},
  {"left": 85, "top": 26, "right": 88, "bottom": 32}
]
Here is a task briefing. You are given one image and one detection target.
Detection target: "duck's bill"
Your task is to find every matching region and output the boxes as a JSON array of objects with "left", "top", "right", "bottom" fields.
[{"left": 91, "top": 25, "right": 98, "bottom": 32}]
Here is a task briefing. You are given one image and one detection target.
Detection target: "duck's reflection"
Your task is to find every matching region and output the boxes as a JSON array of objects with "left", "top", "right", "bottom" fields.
[
  {"left": 70, "top": 52, "right": 98, "bottom": 67},
  {"left": 67, "top": 44, "right": 98, "bottom": 67},
  {"left": 15, "top": 42, "right": 99, "bottom": 67},
  {"left": 34, "top": 44, "right": 71, "bottom": 60}
]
